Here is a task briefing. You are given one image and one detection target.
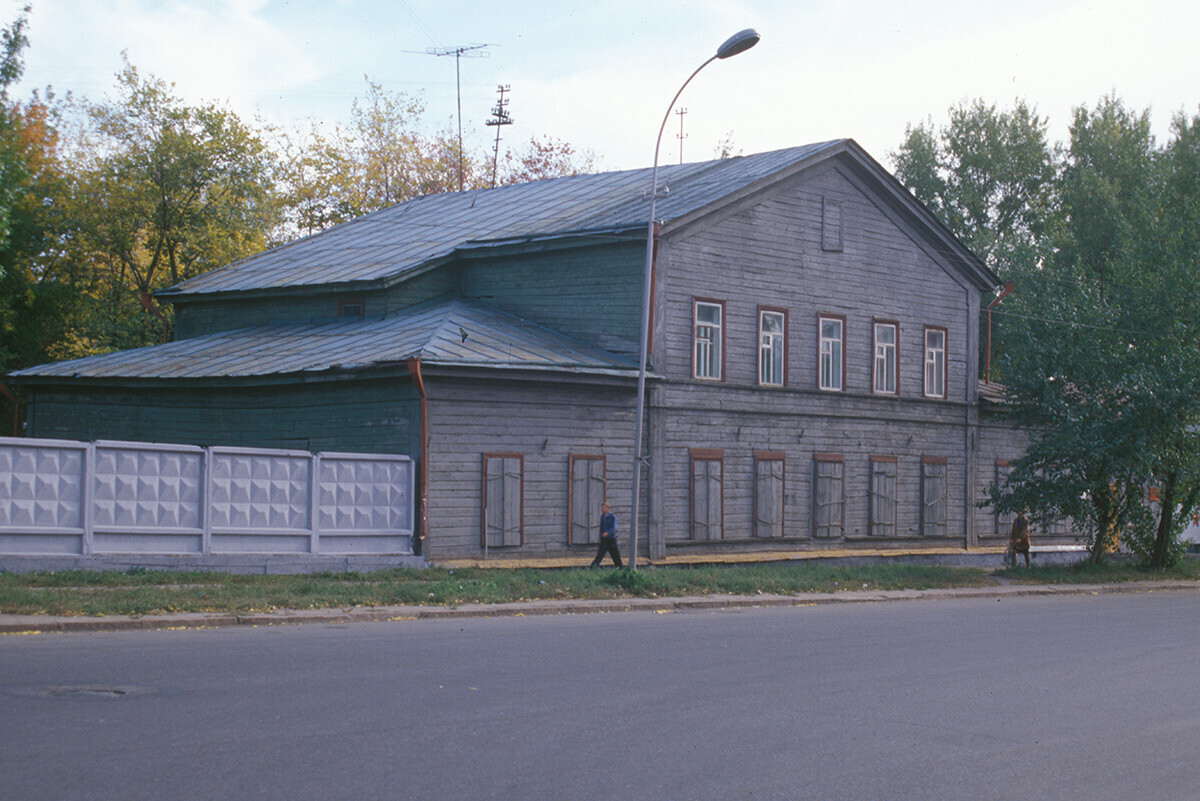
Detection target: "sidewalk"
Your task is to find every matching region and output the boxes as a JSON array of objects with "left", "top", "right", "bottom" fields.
[{"left": 2, "top": 580, "right": 1196, "bottom": 635}]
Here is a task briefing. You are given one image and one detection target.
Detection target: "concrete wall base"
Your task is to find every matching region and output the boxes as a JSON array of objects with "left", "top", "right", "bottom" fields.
[{"left": 0, "top": 554, "right": 429, "bottom": 575}]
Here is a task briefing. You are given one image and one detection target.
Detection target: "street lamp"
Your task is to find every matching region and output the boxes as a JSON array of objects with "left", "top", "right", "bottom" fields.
[{"left": 628, "top": 28, "right": 761, "bottom": 569}]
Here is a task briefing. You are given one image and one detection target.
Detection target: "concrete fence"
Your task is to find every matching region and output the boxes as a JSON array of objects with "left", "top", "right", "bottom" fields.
[{"left": 0, "top": 436, "right": 415, "bottom": 571}]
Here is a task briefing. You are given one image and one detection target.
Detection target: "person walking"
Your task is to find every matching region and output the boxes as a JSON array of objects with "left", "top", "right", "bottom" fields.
[
  {"left": 1007, "top": 511, "right": 1031, "bottom": 567},
  {"left": 589, "top": 502, "right": 623, "bottom": 568}
]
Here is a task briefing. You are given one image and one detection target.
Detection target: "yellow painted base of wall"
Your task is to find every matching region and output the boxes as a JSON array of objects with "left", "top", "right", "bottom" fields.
[{"left": 437, "top": 546, "right": 1009, "bottom": 570}]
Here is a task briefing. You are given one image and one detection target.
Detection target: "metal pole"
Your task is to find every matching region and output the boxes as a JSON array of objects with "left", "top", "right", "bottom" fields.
[{"left": 628, "top": 56, "right": 716, "bottom": 570}]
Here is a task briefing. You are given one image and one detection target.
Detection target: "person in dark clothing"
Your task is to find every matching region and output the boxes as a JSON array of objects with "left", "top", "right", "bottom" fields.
[
  {"left": 589, "top": 502, "right": 623, "bottom": 568},
  {"left": 1007, "top": 511, "right": 1031, "bottom": 567}
]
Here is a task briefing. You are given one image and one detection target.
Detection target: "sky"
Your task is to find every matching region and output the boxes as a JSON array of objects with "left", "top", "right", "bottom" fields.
[{"left": 5, "top": 0, "right": 1200, "bottom": 173}]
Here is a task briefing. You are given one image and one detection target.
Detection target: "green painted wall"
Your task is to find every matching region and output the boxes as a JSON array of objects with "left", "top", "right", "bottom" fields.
[
  {"left": 461, "top": 241, "right": 644, "bottom": 358},
  {"left": 172, "top": 268, "right": 464, "bottom": 340},
  {"left": 25, "top": 376, "right": 420, "bottom": 457}
]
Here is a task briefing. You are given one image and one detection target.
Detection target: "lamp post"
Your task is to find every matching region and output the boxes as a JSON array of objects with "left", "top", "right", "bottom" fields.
[{"left": 628, "top": 28, "right": 760, "bottom": 569}]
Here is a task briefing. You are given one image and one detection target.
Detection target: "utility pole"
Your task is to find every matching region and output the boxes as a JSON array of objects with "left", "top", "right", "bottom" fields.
[
  {"left": 675, "top": 107, "right": 687, "bottom": 164},
  {"left": 485, "top": 84, "right": 513, "bottom": 188},
  {"left": 425, "top": 43, "right": 492, "bottom": 191}
]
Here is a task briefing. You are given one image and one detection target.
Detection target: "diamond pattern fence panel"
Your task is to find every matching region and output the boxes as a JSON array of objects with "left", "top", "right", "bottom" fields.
[{"left": 0, "top": 437, "right": 414, "bottom": 557}]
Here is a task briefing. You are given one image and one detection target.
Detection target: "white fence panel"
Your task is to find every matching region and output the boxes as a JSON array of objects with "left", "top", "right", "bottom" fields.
[{"left": 0, "top": 436, "right": 414, "bottom": 559}]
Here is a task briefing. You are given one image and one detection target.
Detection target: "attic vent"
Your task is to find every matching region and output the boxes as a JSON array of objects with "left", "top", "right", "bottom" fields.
[{"left": 822, "top": 197, "right": 844, "bottom": 252}]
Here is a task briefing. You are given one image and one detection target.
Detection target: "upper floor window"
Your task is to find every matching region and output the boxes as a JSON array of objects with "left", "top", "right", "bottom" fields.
[
  {"left": 758, "top": 308, "right": 787, "bottom": 387},
  {"left": 693, "top": 299, "right": 724, "bottom": 380},
  {"left": 819, "top": 314, "right": 845, "bottom": 391},
  {"left": 924, "top": 326, "right": 947, "bottom": 398},
  {"left": 873, "top": 321, "right": 898, "bottom": 395},
  {"left": 338, "top": 298, "right": 365, "bottom": 320}
]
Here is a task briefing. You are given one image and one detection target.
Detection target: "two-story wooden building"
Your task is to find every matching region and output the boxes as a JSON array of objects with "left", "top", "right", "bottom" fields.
[{"left": 11, "top": 139, "right": 1036, "bottom": 563}]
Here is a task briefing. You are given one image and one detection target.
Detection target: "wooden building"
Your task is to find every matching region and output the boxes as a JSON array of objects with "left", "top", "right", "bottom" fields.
[{"left": 11, "top": 139, "right": 1041, "bottom": 563}]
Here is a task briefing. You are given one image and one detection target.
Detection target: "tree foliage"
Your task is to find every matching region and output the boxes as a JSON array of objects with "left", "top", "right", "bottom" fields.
[
  {"left": 897, "top": 97, "right": 1200, "bottom": 567},
  {"left": 892, "top": 99, "right": 1057, "bottom": 275},
  {"left": 61, "top": 57, "right": 280, "bottom": 349}
]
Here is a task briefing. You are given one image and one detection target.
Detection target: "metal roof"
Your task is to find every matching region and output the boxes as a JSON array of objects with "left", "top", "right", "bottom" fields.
[
  {"left": 11, "top": 298, "right": 638, "bottom": 382},
  {"left": 159, "top": 141, "right": 845, "bottom": 298}
]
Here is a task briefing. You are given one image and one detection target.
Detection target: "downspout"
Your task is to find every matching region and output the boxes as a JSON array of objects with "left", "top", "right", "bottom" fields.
[
  {"left": 985, "top": 282, "right": 1014, "bottom": 384},
  {"left": 406, "top": 358, "right": 430, "bottom": 557}
]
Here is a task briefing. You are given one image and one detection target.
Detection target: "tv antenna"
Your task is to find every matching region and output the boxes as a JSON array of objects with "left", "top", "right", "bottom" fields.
[
  {"left": 425, "top": 43, "right": 493, "bottom": 191},
  {"left": 485, "top": 84, "right": 513, "bottom": 187}
]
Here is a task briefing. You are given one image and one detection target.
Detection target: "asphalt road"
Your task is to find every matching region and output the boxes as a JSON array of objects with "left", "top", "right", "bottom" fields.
[{"left": 2, "top": 590, "right": 1198, "bottom": 801}]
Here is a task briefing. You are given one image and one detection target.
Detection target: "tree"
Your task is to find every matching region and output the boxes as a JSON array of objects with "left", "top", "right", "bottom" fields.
[
  {"left": 276, "top": 80, "right": 598, "bottom": 237},
  {"left": 988, "top": 99, "right": 1200, "bottom": 566},
  {"left": 65, "top": 57, "right": 280, "bottom": 349},
  {"left": 497, "top": 135, "right": 594, "bottom": 185},
  {"left": 891, "top": 99, "right": 1058, "bottom": 276}
]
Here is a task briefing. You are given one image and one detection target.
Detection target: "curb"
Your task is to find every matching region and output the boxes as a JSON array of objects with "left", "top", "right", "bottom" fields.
[{"left": 2, "top": 581, "right": 1196, "bottom": 635}]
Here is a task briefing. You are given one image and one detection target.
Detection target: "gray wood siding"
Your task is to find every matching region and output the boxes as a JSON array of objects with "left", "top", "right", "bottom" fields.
[
  {"left": 461, "top": 242, "right": 644, "bottom": 359},
  {"left": 658, "top": 165, "right": 973, "bottom": 402},
  {"left": 648, "top": 164, "right": 981, "bottom": 549},
  {"left": 655, "top": 385, "right": 968, "bottom": 546},
  {"left": 25, "top": 378, "right": 419, "bottom": 457},
  {"left": 421, "top": 375, "right": 642, "bottom": 561}
]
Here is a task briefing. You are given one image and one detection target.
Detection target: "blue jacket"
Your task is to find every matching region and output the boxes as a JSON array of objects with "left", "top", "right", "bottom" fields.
[{"left": 600, "top": 512, "right": 617, "bottom": 538}]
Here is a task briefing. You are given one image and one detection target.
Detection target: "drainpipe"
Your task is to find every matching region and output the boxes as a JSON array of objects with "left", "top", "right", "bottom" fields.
[
  {"left": 985, "top": 282, "right": 1014, "bottom": 384},
  {"left": 406, "top": 358, "right": 429, "bottom": 557}
]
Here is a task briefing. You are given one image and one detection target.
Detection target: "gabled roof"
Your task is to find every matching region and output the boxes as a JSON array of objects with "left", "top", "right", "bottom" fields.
[
  {"left": 159, "top": 141, "right": 853, "bottom": 299},
  {"left": 11, "top": 298, "right": 637, "bottom": 383}
]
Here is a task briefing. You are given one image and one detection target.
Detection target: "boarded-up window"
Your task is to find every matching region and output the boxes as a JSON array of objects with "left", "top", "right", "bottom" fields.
[
  {"left": 568, "top": 455, "right": 605, "bottom": 545},
  {"left": 921, "top": 458, "right": 948, "bottom": 537},
  {"left": 994, "top": 461, "right": 1014, "bottom": 536},
  {"left": 755, "top": 452, "right": 785, "bottom": 538},
  {"left": 691, "top": 449, "right": 724, "bottom": 540},
  {"left": 813, "top": 455, "right": 844, "bottom": 538},
  {"left": 482, "top": 454, "right": 523, "bottom": 548},
  {"left": 870, "top": 456, "right": 897, "bottom": 537},
  {"left": 822, "top": 197, "right": 843, "bottom": 252}
]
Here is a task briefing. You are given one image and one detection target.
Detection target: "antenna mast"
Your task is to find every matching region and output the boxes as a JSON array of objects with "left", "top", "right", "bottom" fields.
[
  {"left": 485, "top": 85, "right": 513, "bottom": 188},
  {"left": 425, "top": 43, "right": 492, "bottom": 191}
]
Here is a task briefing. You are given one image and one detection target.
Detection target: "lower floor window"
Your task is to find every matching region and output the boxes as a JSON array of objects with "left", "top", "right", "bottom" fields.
[
  {"left": 691, "top": 450, "right": 724, "bottom": 540},
  {"left": 482, "top": 453, "right": 523, "bottom": 547},
  {"left": 813, "top": 455, "right": 844, "bottom": 538},
  {"left": 995, "top": 461, "right": 1014, "bottom": 536},
  {"left": 921, "top": 458, "right": 948, "bottom": 537},
  {"left": 754, "top": 452, "right": 785, "bottom": 538},
  {"left": 568, "top": 455, "right": 605, "bottom": 545},
  {"left": 870, "top": 457, "right": 897, "bottom": 537}
]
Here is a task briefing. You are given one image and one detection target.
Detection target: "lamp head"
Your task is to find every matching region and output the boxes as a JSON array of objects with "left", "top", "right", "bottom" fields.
[{"left": 716, "top": 28, "right": 760, "bottom": 59}]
